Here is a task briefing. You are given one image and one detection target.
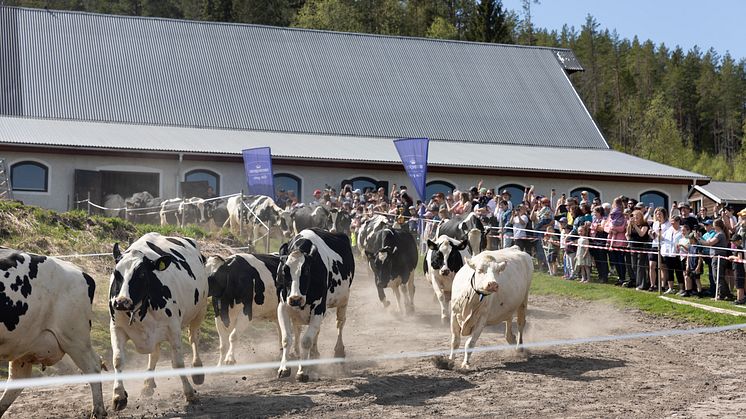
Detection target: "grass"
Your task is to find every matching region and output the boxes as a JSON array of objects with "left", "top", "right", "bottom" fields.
[{"left": 531, "top": 272, "right": 746, "bottom": 326}]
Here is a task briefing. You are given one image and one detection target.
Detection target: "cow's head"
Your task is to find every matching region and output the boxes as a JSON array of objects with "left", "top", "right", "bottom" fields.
[
  {"left": 427, "top": 236, "right": 468, "bottom": 276},
  {"left": 276, "top": 242, "right": 316, "bottom": 307},
  {"left": 330, "top": 208, "right": 352, "bottom": 235},
  {"left": 367, "top": 245, "right": 398, "bottom": 288},
  {"left": 465, "top": 254, "right": 507, "bottom": 294},
  {"left": 205, "top": 255, "right": 227, "bottom": 298},
  {"left": 109, "top": 243, "right": 174, "bottom": 314},
  {"left": 279, "top": 209, "right": 294, "bottom": 237}
]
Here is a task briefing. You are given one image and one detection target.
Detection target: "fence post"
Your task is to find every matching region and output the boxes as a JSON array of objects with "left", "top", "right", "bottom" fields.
[
  {"left": 239, "top": 190, "right": 244, "bottom": 239},
  {"left": 87, "top": 191, "right": 91, "bottom": 216}
]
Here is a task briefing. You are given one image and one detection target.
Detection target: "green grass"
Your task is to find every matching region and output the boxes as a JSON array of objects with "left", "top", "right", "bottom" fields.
[{"left": 531, "top": 272, "right": 746, "bottom": 326}]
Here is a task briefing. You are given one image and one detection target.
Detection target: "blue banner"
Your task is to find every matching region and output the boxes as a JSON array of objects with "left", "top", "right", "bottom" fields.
[
  {"left": 394, "top": 138, "right": 429, "bottom": 202},
  {"left": 242, "top": 147, "right": 274, "bottom": 197}
]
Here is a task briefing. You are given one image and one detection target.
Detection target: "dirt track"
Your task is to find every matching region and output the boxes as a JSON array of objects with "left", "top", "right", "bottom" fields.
[{"left": 6, "top": 263, "right": 746, "bottom": 418}]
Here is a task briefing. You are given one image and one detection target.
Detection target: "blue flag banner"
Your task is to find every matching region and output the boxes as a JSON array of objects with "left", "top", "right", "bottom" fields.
[
  {"left": 394, "top": 137, "right": 429, "bottom": 202},
  {"left": 242, "top": 147, "right": 274, "bottom": 197}
]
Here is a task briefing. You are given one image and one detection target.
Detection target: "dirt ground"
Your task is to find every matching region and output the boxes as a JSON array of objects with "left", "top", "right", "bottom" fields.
[{"left": 5, "top": 262, "right": 746, "bottom": 418}]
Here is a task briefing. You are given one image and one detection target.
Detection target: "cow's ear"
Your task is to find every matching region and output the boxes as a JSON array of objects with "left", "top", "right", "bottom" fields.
[
  {"left": 427, "top": 239, "right": 438, "bottom": 250},
  {"left": 153, "top": 255, "right": 173, "bottom": 272},
  {"left": 113, "top": 243, "right": 122, "bottom": 262},
  {"left": 457, "top": 239, "right": 469, "bottom": 250},
  {"left": 308, "top": 244, "right": 318, "bottom": 257},
  {"left": 278, "top": 243, "right": 289, "bottom": 256},
  {"left": 495, "top": 261, "right": 508, "bottom": 273},
  {"left": 465, "top": 257, "right": 476, "bottom": 270}
]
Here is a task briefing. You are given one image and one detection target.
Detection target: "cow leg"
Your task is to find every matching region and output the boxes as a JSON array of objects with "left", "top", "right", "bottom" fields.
[
  {"left": 111, "top": 326, "right": 129, "bottom": 411},
  {"left": 188, "top": 315, "right": 205, "bottom": 385},
  {"left": 292, "top": 323, "right": 302, "bottom": 359},
  {"left": 297, "top": 314, "right": 324, "bottom": 382},
  {"left": 376, "top": 286, "right": 390, "bottom": 308},
  {"left": 516, "top": 299, "right": 528, "bottom": 349},
  {"left": 392, "top": 284, "right": 405, "bottom": 314},
  {"left": 63, "top": 344, "right": 106, "bottom": 419},
  {"left": 405, "top": 273, "right": 416, "bottom": 314},
  {"left": 462, "top": 316, "right": 488, "bottom": 369},
  {"left": 0, "top": 359, "right": 32, "bottom": 416},
  {"left": 310, "top": 327, "right": 321, "bottom": 360},
  {"left": 504, "top": 316, "right": 516, "bottom": 345},
  {"left": 333, "top": 304, "right": 348, "bottom": 359},
  {"left": 168, "top": 329, "right": 197, "bottom": 403},
  {"left": 214, "top": 317, "right": 230, "bottom": 367},
  {"left": 448, "top": 313, "right": 461, "bottom": 363},
  {"left": 141, "top": 344, "right": 160, "bottom": 397},
  {"left": 277, "top": 304, "right": 293, "bottom": 378},
  {"left": 431, "top": 276, "right": 449, "bottom": 324},
  {"left": 224, "top": 315, "right": 241, "bottom": 365}
]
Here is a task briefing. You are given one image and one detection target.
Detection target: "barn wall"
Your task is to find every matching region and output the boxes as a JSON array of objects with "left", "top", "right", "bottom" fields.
[{"left": 2, "top": 150, "right": 689, "bottom": 213}]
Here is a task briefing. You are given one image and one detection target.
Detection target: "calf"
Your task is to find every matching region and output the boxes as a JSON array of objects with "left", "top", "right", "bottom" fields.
[
  {"left": 276, "top": 228, "right": 355, "bottom": 382},
  {"left": 205, "top": 253, "right": 280, "bottom": 366},
  {"left": 437, "top": 212, "right": 486, "bottom": 256},
  {"left": 364, "top": 228, "right": 418, "bottom": 314},
  {"left": 449, "top": 246, "right": 532, "bottom": 368},
  {"left": 0, "top": 248, "right": 105, "bottom": 418},
  {"left": 424, "top": 235, "right": 469, "bottom": 324},
  {"left": 109, "top": 233, "right": 208, "bottom": 411}
]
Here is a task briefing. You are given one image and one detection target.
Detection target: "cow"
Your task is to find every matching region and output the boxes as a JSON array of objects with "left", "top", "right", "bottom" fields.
[
  {"left": 159, "top": 198, "right": 183, "bottom": 226},
  {"left": 329, "top": 208, "right": 352, "bottom": 237},
  {"left": 109, "top": 233, "right": 209, "bottom": 411},
  {"left": 364, "top": 228, "right": 418, "bottom": 314},
  {"left": 0, "top": 248, "right": 106, "bottom": 418},
  {"left": 288, "top": 205, "right": 331, "bottom": 236},
  {"left": 436, "top": 212, "right": 486, "bottom": 256},
  {"left": 356, "top": 214, "right": 391, "bottom": 256},
  {"left": 125, "top": 191, "right": 163, "bottom": 224},
  {"left": 223, "top": 195, "right": 287, "bottom": 242},
  {"left": 275, "top": 228, "right": 355, "bottom": 382},
  {"left": 204, "top": 198, "right": 229, "bottom": 231},
  {"left": 178, "top": 197, "right": 207, "bottom": 226},
  {"left": 448, "top": 246, "right": 532, "bottom": 369},
  {"left": 205, "top": 253, "right": 281, "bottom": 366},
  {"left": 424, "top": 235, "right": 470, "bottom": 324}
]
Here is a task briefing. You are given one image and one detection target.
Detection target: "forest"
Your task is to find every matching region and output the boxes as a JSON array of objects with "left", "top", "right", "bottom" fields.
[{"left": 7, "top": 0, "right": 746, "bottom": 181}]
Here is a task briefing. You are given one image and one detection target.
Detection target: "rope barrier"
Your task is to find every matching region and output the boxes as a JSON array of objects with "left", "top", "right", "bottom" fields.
[{"left": 1, "top": 321, "right": 744, "bottom": 392}]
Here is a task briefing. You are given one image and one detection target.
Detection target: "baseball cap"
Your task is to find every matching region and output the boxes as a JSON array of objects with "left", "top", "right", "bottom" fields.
[
  {"left": 634, "top": 202, "right": 644, "bottom": 209},
  {"left": 313, "top": 189, "right": 322, "bottom": 195},
  {"left": 678, "top": 202, "right": 690, "bottom": 209},
  {"left": 479, "top": 187, "right": 488, "bottom": 194},
  {"left": 501, "top": 189, "right": 511, "bottom": 196},
  {"left": 703, "top": 219, "right": 713, "bottom": 225}
]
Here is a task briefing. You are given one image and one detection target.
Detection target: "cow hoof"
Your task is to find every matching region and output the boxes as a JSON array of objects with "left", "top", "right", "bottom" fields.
[
  {"left": 91, "top": 406, "right": 107, "bottom": 419},
  {"left": 112, "top": 393, "right": 128, "bottom": 411},
  {"left": 192, "top": 373, "right": 205, "bottom": 385},
  {"left": 277, "top": 368, "right": 291, "bottom": 379},
  {"left": 382, "top": 300, "right": 391, "bottom": 308},
  {"left": 224, "top": 358, "right": 236, "bottom": 366},
  {"left": 297, "top": 373, "right": 309, "bottom": 383},
  {"left": 461, "top": 362, "right": 471, "bottom": 369},
  {"left": 140, "top": 385, "right": 155, "bottom": 398},
  {"left": 185, "top": 391, "right": 199, "bottom": 404}
]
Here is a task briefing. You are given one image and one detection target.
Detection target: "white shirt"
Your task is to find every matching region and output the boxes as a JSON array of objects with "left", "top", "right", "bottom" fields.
[
  {"left": 512, "top": 214, "right": 528, "bottom": 239},
  {"left": 661, "top": 224, "right": 682, "bottom": 257}
]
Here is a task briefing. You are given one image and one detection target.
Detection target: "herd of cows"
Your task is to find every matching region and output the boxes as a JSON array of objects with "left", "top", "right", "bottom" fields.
[{"left": 0, "top": 195, "right": 532, "bottom": 418}]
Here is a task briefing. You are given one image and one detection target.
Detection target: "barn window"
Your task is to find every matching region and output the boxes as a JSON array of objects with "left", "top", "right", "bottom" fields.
[
  {"left": 274, "top": 173, "right": 302, "bottom": 202},
  {"left": 570, "top": 187, "right": 600, "bottom": 203},
  {"left": 185, "top": 169, "right": 220, "bottom": 196},
  {"left": 426, "top": 180, "right": 455, "bottom": 199},
  {"left": 347, "top": 177, "right": 379, "bottom": 194},
  {"left": 640, "top": 190, "right": 669, "bottom": 211},
  {"left": 497, "top": 184, "right": 525, "bottom": 208},
  {"left": 10, "top": 161, "right": 48, "bottom": 192}
]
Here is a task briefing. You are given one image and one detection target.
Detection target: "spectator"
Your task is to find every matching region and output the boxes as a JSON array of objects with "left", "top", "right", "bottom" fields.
[
  {"left": 500, "top": 189, "right": 513, "bottom": 211},
  {"left": 697, "top": 207, "right": 711, "bottom": 224},
  {"left": 554, "top": 193, "right": 568, "bottom": 220},
  {"left": 627, "top": 209, "right": 650, "bottom": 290},
  {"left": 605, "top": 197, "right": 629, "bottom": 287},
  {"left": 678, "top": 202, "right": 699, "bottom": 232},
  {"left": 575, "top": 224, "right": 593, "bottom": 283},
  {"left": 684, "top": 232, "right": 704, "bottom": 297},
  {"left": 579, "top": 190, "right": 590, "bottom": 206},
  {"left": 701, "top": 219, "right": 717, "bottom": 296},
  {"left": 648, "top": 207, "right": 669, "bottom": 292},
  {"left": 310, "top": 189, "right": 323, "bottom": 207},
  {"left": 562, "top": 223, "right": 577, "bottom": 280},
  {"left": 733, "top": 208, "right": 746, "bottom": 239},
  {"left": 512, "top": 204, "right": 531, "bottom": 253},
  {"left": 590, "top": 206, "right": 610, "bottom": 283},
  {"left": 701, "top": 219, "right": 733, "bottom": 300},
  {"left": 544, "top": 225, "right": 559, "bottom": 276},
  {"left": 661, "top": 215, "right": 684, "bottom": 294},
  {"left": 728, "top": 234, "right": 746, "bottom": 305}
]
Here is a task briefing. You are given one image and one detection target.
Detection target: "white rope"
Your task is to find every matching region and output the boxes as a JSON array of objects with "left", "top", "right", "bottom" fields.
[{"left": 1, "top": 322, "right": 744, "bottom": 392}]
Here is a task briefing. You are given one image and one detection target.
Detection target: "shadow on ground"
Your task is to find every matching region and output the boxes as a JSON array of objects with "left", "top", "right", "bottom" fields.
[
  {"left": 336, "top": 373, "right": 475, "bottom": 406},
  {"left": 498, "top": 353, "right": 625, "bottom": 382}
]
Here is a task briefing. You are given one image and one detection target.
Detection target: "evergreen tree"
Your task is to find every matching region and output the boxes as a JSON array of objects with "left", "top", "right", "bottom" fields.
[{"left": 468, "top": 0, "right": 511, "bottom": 43}]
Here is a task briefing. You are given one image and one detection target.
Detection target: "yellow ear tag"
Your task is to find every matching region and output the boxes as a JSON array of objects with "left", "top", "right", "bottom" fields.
[{"left": 158, "top": 261, "right": 166, "bottom": 271}]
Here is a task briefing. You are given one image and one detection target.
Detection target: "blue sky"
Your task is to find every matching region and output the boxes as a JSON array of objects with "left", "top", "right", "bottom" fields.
[{"left": 501, "top": 0, "right": 746, "bottom": 61}]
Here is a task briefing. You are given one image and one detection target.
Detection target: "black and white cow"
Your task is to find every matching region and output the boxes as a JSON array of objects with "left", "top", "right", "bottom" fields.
[
  {"left": 288, "top": 205, "right": 331, "bottom": 236},
  {"left": 205, "top": 198, "right": 229, "bottom": 230},
  {"left": 276, "top": 228, "right": 355, "bottom": 382},
  {"left": 0, "top": 248, "right": 106, "bottom": 418},
  {"left": 356, "top": 214, "right": 391, "bottom": 256},
  {"left": 205, "top": 253, "right": 280, "bottom": 366},
  {"left": 109, "top": 233, "right": 209, "bottom": 411},
  {"left": 424, "top": 235, "right": 470, "bottom": 324},
  {"left": 436, "top": 212, "right": 486, "bottom": 256},
  {"left": 364, "top": 228, "right": 418, "bottom": 314},
  {"left": 329, "top": 208, "right": 352, "bottom": 237},
  {"left": 224, "top": 195, "right": 287, "bottom": 242}
]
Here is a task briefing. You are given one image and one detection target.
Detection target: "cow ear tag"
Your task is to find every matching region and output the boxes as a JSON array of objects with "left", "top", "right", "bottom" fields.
[{"left": 158, "top": 260, "right": 167, "bottom": 271}]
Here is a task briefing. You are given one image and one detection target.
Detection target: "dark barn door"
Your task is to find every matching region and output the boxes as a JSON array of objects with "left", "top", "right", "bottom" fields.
[{"left": 74, "top": 170, "right": 102, "bottom": 212}]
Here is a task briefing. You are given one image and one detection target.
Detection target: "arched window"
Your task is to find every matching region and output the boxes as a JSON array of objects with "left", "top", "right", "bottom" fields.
[
  {"left": 274, "top": 173, "right": 302, "bottom": 200},
  {"left": 426, "top": 180, "right": 456, "bottom": 200},
  {"left": 640, "top": 190, "right": 669, "bottom": 211},
  {"left": 10, "top": 161, "right": 48, "bottom": 192},
  {"left": 570, "top": 187, "right": 600, "bottom": 203},
  {"left": 497, "top": 184, "right": 525, "bottom": 208},
  {"left": 184, "top": 169, "right": 220, "bottom": 196},
  {"left": 347, "top": 177, "right": 378, "bottom": 194}
]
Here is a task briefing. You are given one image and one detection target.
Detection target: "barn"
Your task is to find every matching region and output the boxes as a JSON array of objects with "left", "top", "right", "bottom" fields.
[
  {"left": 0, "top": 6, "right": 708, "bottom": 213},
  {"left": 688, "top": 181, "right": 746, "bottom": 214}
]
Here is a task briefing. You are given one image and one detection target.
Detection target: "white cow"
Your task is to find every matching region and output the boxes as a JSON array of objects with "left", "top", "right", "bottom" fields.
[
  {"left": 0, "top": 248, "right": 106, "bottom": 418},
  {"left": 159, "top": 198, "right": 183, "bottom": 226},
  {"left": 109, "top": 233, "right": 209, "bottom": 411},
  {"left": 449, "top": 246, "right": 532, "bottom": 368}
]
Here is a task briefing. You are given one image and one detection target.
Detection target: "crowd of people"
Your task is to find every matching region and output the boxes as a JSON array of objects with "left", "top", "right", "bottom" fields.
[{"left": 276, "top": 181, "right": 746, "bottom": 306}]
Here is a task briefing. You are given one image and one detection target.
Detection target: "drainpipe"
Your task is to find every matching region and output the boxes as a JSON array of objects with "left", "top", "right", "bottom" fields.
[{"left": 177, "top": 153, "right": 184, "bottom": 198}]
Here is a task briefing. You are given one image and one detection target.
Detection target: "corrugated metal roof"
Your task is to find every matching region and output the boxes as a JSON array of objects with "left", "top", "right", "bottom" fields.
[
  {"left": 0, "top": 116, "right": 707, "bottom": 181},
  {"left": 0, "top": 6, "right": 607, "bottom": 149},
  {"left": 692, "top": 181, "right": 746, "bottom": 204}
]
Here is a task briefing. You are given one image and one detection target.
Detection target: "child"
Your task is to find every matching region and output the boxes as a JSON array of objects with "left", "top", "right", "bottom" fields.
[
  {"left": 575, "top": 224, "right": 593, "bottom": 283},
  {"left": 544, "top": 225, "right": 559, "bottom": 276},
  {"left": 561, "top": 224, "right": 576, "bottom": 279},
  {"left": 685, "top": 232, "right": 703, "bottom": 297}
]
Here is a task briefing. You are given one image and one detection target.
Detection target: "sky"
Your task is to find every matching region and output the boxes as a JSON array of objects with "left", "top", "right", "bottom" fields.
[{"left": 501, "top": 0, "right": 746, "bottom": 61}]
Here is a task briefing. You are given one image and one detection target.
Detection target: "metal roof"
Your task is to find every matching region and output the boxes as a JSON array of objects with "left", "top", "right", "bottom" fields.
[
  {"left": 0, "top": 116, "right": 707, "bottom": 182},
  {"left": 691, "top": 181, "right": 746, "bottom": 204},
  {"left": 0, "top": 6, "right": 608, "bottom": 149}
]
